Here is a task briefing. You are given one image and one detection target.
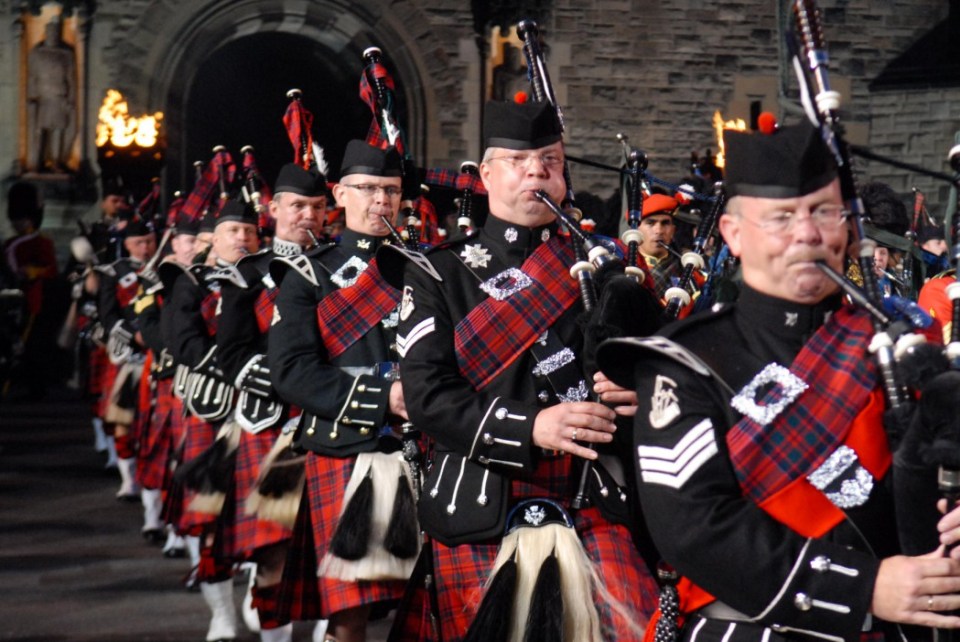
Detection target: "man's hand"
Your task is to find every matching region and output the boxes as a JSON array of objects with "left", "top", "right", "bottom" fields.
[
  {"left": 389, "top": 380, "right": 408, "bottom": 421},
  {"left": 872, "top": 553, "right": 960, "bottom": 627},
  {"left": 532, "top": 402, "right": 616, "bottom": 460},
  {"left": 593, "top": 371, "right": 638, "bottom": 417}
]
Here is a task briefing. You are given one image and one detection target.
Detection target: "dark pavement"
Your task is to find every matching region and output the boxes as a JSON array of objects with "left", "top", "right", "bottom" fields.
[{"left": 0, "top": 387, "right": 390, "bottom": 641}]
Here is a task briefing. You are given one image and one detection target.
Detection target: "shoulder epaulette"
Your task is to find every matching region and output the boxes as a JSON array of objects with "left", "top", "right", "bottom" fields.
[
  {"left": 205, "top": 263, "right": 249, "bottom": 289},
  {"left": 270, "top": 254, "right": 320, "bottom": 288},
  {"left": 375, "top": 244, "right": 443, "bottom": 289}
]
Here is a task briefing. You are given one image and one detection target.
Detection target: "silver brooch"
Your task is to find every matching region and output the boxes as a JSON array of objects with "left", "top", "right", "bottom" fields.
[
  {"left": 357, "top": 238, "right": 371, "bottom": 250},
  {"left": 504, "top": 227, "right": 518, "bottom": 243},
  {"left": 785, "top": 312, "right": 798, "bottom": 327},
  {"left": 536, "top": 330, "right": 549, "bottom": 346},
  {"left": 330, "top": 255, "right": 368, "bottom": 288},
  {"left": 730, "top": 363, "right": 808, "bottom": 425},
  {"left": 541, "top": 229, "right": 551, "bottom": 242},
  {"left": 382, "top": 307, "right": 400, "bottom": 328},
  {"left": 479, "top": 267, "right": 532, "bottom": 301},
  {"left": 524, "top": 504, "right": 546, "bottom": 526},
  {"left": 532, "top": 348, "right": 575, "bottom": 376},
  {"left": 461, "top": 244, "right": 492, "bottom": 269},
  {"left": 557, "top": 380, "right": 589, "bottom": 403},
  {"left": 807, "top": 445, "right": 875, "bottom": 509}
]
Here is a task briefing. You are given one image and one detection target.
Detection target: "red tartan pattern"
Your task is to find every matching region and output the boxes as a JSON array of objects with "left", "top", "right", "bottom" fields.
[
  {"left": 137, "top": 378, "right": 176, "bottom": 489},
  {"left": 182, "top": 152, "right": 234, "bottom": 223},
  {"left": 283, "top": 99, "right": 315, "bottom": 169},
  {"left": 97, "top": 360, "right": 120, "bottom": 418},
  {"left": 423, "top": 168, "right": 487, "bottom": 196},
  {"left": 88, "top": 345, "right": 109, "bottom": 396},
  {"left": 277, "top": 492, "right": 323, "bottom": 622},
  {"left": 304, "top": 453, "right": 406, "bottom": 617},
  {"left": 231, "top": 426, "right": 292, "bottom": 558},
  {"left": 359, "top": 61, "right": 400, "bottom": 152},
  {"left": 131, "top": 351, "right": 154, "bottom": 444},
  {"left": 727, "top": 307, "right": 878, "bottom": 502},
  {"left": 177, "top": 414, "right": 218, "bottom": 532},
  {"left": 453, "top": 237, "right": 579, "bottom": 390},
  {"left": 254, "top": 287, "right": 279, "bottom": 334},
  {"left": 431, "top": 506, "right": 655, "bottom": 642},
  {"left": 115, "top": 275, "right": 139, "bottom": 309},
  {"left": 315, "top": 259, "right": 400, "bottom": 360},
  {"left": 200, "top": 291, "right": 220, "bottom": 336},
  {"left": 252, "top": 583, "right": 288, "bottom": 629}
]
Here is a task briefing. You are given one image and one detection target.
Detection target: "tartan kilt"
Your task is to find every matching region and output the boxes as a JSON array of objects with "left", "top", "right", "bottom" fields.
[
  {"left": 177, "top": 414, "right": 218, "bottom": 532},
  {"left": 130, "top": 353, "right": 154, "bottom": 446},
  {"left": 278, "top": 492, "right": 322, "bottom": 622},
  {"left": 88, "top": 345, "right": 109, "bottom": 397},
  {"left": 426, "top": 456, "right": 657, "bottom": 642},
  {"left": 137, "top": 378, "right": 175, "bottom": 490},
  {"left": 230, "top": 426, "right": 292, "bottom": 558},
  {"left": 97, "top": 359, "right": 120, "bottom": 418},
  {"left": 305, "top": 452, "right": 407, "bottom": 618}
]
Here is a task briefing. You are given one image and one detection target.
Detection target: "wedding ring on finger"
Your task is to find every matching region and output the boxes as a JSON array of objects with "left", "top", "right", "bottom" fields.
[
  {"left": 928, "top": 595, "right": 935, "bottom": 611},
  {"left": 572, "top": 428, "right": 579, "bottom": 441}
]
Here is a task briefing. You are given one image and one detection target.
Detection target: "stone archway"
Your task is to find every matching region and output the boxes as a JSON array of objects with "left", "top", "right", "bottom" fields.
[{"left": 100, "top": 0, "right": 473, "bottom": 191}]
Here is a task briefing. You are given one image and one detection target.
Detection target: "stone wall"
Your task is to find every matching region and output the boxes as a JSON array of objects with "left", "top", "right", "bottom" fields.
[{"left": 2, "top": 0, "right": 959, "bottom": 244}]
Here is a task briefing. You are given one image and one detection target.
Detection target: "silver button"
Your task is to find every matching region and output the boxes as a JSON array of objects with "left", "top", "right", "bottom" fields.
[
  {"left": 445, "top": 503, "right": 456, "bottom": 515},
  {"left": 482, "top": 433, "right": 494, "bottom": 445},
  {"left": 341, "top": 416, "right": 352, "bottom": 424},
  {"left": 477, "top": 494, "right": 488, "bottom": 506},
  {"left": 478, "top": 456, "right": 489, "bottom": 465},
  {"left": 495, "top": 407, "right": 508, "bottom": 420},
  {"left": 357, "top": 384, "right": 366, "bottom": 392},
  {"left": 538, "top": 391, "right": 550, "bottom": 403},
  {"left": 350, "top": 401, "right": 359, "bottom": 409},
  {"left": 794, "top": 593, "right": 812, "bottom": 611},
  {"left": 811, "top": 555, "right": 831, "bottom": 573}
]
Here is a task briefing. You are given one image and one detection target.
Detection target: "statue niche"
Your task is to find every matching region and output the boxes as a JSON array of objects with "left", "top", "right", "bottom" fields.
[{"left": 25, "top": 18, "right": 77, "bottom": 173}]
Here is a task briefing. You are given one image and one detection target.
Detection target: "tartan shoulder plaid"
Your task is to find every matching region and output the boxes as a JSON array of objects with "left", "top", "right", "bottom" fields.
[
  {"left": 726, "top": 306, "right": 878, "bottom": 502},
  {"left": 453, "top": 236, "right": 579, "bottom": 391},
  {"left": 315, "top": 258, "right": 400, "bottom": 360}
]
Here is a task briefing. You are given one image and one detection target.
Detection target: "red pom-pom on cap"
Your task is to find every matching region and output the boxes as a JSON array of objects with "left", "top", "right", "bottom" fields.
[{"left": 757, "top": 111, "right": 778, "bottom": 135}]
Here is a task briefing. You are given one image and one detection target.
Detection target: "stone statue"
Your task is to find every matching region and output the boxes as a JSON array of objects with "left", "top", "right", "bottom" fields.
[
  {"left": 491, "top": 44, "right": 529, "bottom": 102},
  {"left": 26, "top": 18, "right": 77, "bottom": 173}
]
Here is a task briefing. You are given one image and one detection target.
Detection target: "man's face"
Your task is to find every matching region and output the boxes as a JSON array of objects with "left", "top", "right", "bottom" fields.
[
  {"left": 331, "top": 175, "right": 402, "bottom": 237},
  {"left": 923, "top": 238, "right": 948, "bottom": 256},
  {"left": 102, "top": 195, "right": 128, "bottom": 220},
  {"left": 124, "top": 233, "right": 157, "bottom": 263},
  {"left": 479, "top": 141, "right": 567, "bottom": 227},
  {"left": 639, "top": 214, "right": 676, "bottom": 257},
  {"left": 873, "top": 246, "right": 890, "bottom": 276},
  {"left": 170, "top": 233, "right": 198, "bottom": 266},
  {"left": 211, "top": 222, "right": 258, "bottom": 264},
  {"left": 719, "top": 179, "right": 848, "bottom": 304},
  {"left": 270, "top": 192, "right": 326, "bottom": 246}
]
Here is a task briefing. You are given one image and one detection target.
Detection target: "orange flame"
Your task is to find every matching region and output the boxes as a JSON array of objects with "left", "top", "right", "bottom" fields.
[
  {"left": 96, "top": 89, "right": 163, "bottom": 148},
  {"left": 713, "top": 110, "right": 747, "bottom": 169}
]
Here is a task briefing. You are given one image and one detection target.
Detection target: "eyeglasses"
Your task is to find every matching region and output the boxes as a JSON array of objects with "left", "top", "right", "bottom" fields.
[
  {"left": 486, "top": 153, "right": 565, "bottom": 170},
  {"left": 341, "top": 184, "right": 403, "bottom": 198},
  {"left": 740, "top": 204, "right": 849, "bottom": 235}
]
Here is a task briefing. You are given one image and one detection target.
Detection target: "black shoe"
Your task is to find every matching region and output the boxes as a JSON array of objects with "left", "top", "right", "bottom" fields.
[{"left": 141, "top": 528, "right": 165, "bottom": 544}]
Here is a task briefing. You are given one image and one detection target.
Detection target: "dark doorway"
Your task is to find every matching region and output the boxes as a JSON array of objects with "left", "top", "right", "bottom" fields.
[{"left": 182, "top": 32, "right": 406, "bottom": 191}]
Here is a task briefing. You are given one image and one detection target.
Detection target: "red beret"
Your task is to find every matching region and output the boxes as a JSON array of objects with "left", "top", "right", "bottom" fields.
[{"left": 641, "top": 194, "right": 679, "bottom": 219}]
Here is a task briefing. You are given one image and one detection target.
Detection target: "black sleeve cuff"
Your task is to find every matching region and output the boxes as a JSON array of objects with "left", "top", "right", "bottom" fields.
[
  {"left": 758, "top": 539, "right": 879, "bottom": 641},
  {"left": 465, "top": 397, "right": 537, "bottom": 471}
]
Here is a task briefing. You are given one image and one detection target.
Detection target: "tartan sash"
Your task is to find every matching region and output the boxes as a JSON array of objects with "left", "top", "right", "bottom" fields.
[
  {"left": 200, "top": 291, "right": 220, "bottom": 336},
  {"left": 315, "top": 258, "right": 400, "bottom": 359},
  {"left": 726, "top": 306, "right": 883, "bottom": 504},
  {"left": 453, "top": 237, "right": 579, "bottom": 391},
  {"left": 254, "top": 287, "right": 278, "bottom": 334}
]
